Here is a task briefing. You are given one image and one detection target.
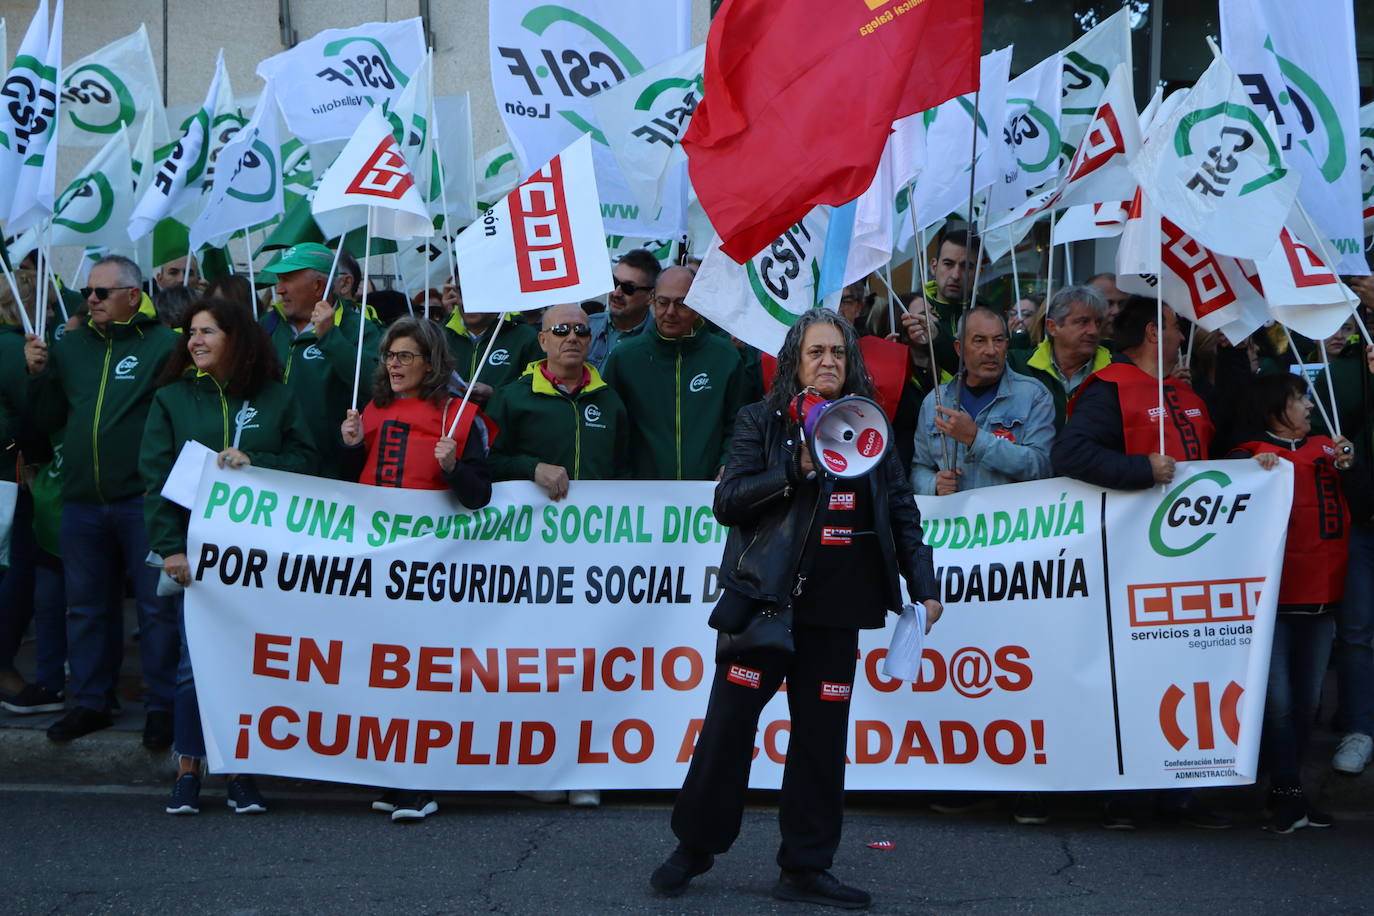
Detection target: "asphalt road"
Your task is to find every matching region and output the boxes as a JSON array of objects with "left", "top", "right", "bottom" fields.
[{"left": 3, "top": 785, "right": 1371, "bottom": 915}]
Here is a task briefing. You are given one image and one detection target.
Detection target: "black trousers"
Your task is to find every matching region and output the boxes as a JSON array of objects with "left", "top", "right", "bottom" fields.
[{"left": 670, "top": 625, "right": 860, "bottom": 871}]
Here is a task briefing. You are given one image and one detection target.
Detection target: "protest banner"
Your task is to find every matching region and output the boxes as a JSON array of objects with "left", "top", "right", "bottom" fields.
[
  {"left": 256, "top": 18, "right": 426, "bottom": 145},
  {"left": 488, "top": 0, "right": 690, "bottom": 238},
  {"left": 185, "top": 459, "right": 1291, "bottom": 792}
]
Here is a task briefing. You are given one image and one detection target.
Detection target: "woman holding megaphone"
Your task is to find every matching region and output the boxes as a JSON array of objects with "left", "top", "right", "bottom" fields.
[{"left": 650, "top": 308, "right": 943, "bottom": 910}]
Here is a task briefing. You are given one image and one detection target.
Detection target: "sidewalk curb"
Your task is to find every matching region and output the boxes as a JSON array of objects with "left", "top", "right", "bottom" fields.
[{"left": 0, "top": 727, "right": 177, "bottom": 785}]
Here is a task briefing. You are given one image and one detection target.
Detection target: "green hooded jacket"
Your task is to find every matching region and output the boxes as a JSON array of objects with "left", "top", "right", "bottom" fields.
[
  {"left": 141, "top": 372, "right": 317, "bottom": 556},
  {"left": 27, "top": 298, "right": 177, "bottom": 504},
  {"left": 444, "top": 311, "right": 543, "bottom": 391},
  {"left": 260, "top": 298, "right": 380, "bottom": 479},
  {"left": 487, "top": 361, "right": 630, "bottom": 482},
  {"left": 602, "top": 321, "right": 747, "bottom": 480}
]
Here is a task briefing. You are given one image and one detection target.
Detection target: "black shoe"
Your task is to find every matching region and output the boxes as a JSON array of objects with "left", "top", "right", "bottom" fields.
[
  {"left": 226, "top": 775, "right": 268, "bottom": 814},
  {"left": 1012, "top": 792, "right": 1050, "bottom": 826},
  {"left": 649, "top": 845, "right": 714, "bottom": 897},
  {"left": 47, "top": 706, "right": 113, "bottom": 742},
  {"left": 1307, "top": 806, "right": 1334, "bottom": 828},
  {"left": 1, "top": 685, "right": 65, "bottom": 714},
  {"left": 1100, "top": 798, "right": 1137, "bottom": 831},
  {"left": 165, "top": 772, "right": 202, "bottom": 815},
  {"left": 773, "top": 869, "right": 872, "bottom": 909},
  {"left": 1264, "top": 787, "right": 1309, "bottom": 834},
  {"left": 1159, "top": 800, "right": 1232, "bottom": 830},
  {"left": 142, "top": 710, "right": 174, "bottom": 750},
  {"left": 390, "top": 791, "right": 437, "bottom": 822}
]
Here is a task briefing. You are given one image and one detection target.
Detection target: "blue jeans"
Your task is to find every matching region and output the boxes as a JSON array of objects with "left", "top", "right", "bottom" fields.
[
  {"left": 174, "top": 596, "right": 205, "bottom": 760},
  {"left": 1262, "top": 612, "right": 1336, "bottom": 789},
  {"left": 0, "top": 488, "right": 37, "bottom": 673},
  {"left": 1335, "top": 524, "right": 1374, "bottom": 736},
  {"left": 32, "top": 560, "right": 67, "bottom": 694},
  {"left": 60, "top": 498, "right": 178, "bottom": 714}
]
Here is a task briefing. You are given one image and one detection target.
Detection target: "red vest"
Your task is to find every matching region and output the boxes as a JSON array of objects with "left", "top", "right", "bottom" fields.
[
  {"left": 359, "top": 397, "right": 487, "bottom": 490},
  {"left": 759, "top": 336, "right": 907, "bottom": 422},
  {"left": 1074, "top": 363, "right": 1214, "bottom": 460},
  {"left": 1238, "top": 437, "right": 1349, "bottom": 605}
]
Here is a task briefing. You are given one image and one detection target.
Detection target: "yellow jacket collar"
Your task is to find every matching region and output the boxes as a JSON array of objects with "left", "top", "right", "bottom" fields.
[
  {"left": 525, "top": 359, "right": 607, "bottom": 396},
  {"left": 446, "top": 309, "right": 519, "bottom": 339},
  {"left": 1027, "top": 339, "right": 1112, "bottom": 378}
]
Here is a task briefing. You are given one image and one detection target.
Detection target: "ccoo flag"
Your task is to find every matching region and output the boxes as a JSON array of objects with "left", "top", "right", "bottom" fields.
[
  {"left": 454, "top": 133, "right": 610, "bottom": 313},
  {"left": 312, "top": 102, "right": 433, "bottom": 241},
  {"left": 684, "top": 0, "right": 982, "bottom": 263}
]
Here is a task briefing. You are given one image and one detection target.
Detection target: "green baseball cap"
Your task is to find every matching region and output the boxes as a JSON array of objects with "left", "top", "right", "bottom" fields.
[{"left": 260, "top": 242, "right": 335, "bottom": 276}]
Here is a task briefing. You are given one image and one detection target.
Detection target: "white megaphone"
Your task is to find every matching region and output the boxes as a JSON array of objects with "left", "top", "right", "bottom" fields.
[{"left": 789, "top": 389, "right": 891, "bottom": 478}]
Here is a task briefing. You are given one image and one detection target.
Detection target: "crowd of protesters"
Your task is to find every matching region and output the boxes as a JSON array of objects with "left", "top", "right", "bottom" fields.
[{"left": 1, "top": 229, "right": 1373, "bottom": 838}]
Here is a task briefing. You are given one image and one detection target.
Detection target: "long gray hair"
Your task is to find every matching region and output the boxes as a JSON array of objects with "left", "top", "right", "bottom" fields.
[{"left": 764, "top": 308, "right": 874, "bottom": 413}]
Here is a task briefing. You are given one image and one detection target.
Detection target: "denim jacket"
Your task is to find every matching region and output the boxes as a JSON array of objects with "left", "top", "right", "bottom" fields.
[{"left": 909, "top": 368, "right": 1056, "bottom": 494}]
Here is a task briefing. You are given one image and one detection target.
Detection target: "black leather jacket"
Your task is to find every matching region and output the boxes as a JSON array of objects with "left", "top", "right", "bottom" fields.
[{"left": 714, "top": 401, "right": 938, "bottom": 628}]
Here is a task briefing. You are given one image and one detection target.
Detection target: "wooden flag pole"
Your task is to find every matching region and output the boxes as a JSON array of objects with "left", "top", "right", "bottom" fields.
[{"left": 351, "top": 206, "right": 372, "bottom": 411}]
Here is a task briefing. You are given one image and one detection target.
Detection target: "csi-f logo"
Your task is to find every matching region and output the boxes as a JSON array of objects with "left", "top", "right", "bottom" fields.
[
  {"left": 688, "top": 372, "right": 711, "bottom": 393},
  {"left": 54, "top": 171, "right": 116, "bottom": 234},
  {"left": 631, "top": 76, "right": 702, "bottom": 148},
  {"left": 1148, "top": 471, "right": 1251, "bottom": 558},
  {"left": 316, "top": 36, "right": 409, "bottom": 92},
  {"left": 1, "top": 56, "right": 58, "bottom": 157},
  {"left": 234, "top": 404, "right": 260, "bottom": 436},
  {"left": 114, "top": 355, "right": 139, "bottom": 379},
  {"left": 1239, "top": 38, "right": 1346, "bottom": 184},
  {"left": 487, "top": 349, "right": 511, "bottom": 367},
  {"left": 154, "top": 109, "right": 211, "bottom": 193},
  {"left": 746, "top": 218, "right": 823, "bottom": 328},
  {"left": 583, "top": 403, "right": 603, "bottom": 426},
  {"left": 1175, "top": 102, "right": 1286, "bottom": 199},
  {"left": 223, "top": 135, "right": 279, "bottom": 205},
  {"left": 1002, "top": 98, "right": 1061, "bottom": 176},
  {"left": 302, "top": 345, "right": 324, "bottom": 360},
  {"left": 1160, "top": 681, "right": 1243, "bottom": 752},
  {"left": 61, "top": 63, "right": 135, "bottom": 135},
  {"left": 498, "top": 6, "right": 644, "bottom": 138}
]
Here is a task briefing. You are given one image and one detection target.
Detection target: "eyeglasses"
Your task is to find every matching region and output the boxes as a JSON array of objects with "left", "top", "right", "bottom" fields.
[
  {"left": 81, "top": 286, "right": 136, "bottom": 301},
  {"left": 545, "top": 323, "right": 591, "bottom": 338},
  {"left": 382, "top": 349, "right": 421, "bottom": 366},
  {"left": 653, "top": 297, "right": 690, "bottom": 310},
  {"left": 615, "top": 280, "right": 652, "bottom": 296}
]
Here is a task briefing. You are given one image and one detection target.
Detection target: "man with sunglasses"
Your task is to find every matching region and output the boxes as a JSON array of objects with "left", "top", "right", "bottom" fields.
[
  {"left": 23, "top": 255, "right": 181, "bottom": 746},
  {"left": 588, "top": 249, "right": 661, "bottom": 369},
  {"left": 488, "top": 304, "right": 628, "bottom": 506},
  {"left": 603, "top": 266, "right": 747, "bottom": 480}
]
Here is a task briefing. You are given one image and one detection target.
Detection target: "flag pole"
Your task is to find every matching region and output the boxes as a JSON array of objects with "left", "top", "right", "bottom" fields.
[
  {"left": 883, "top": 263, "right": 896, "bottom": 336},
  {"left": 351, "top": 206, "right": 373, "bottom": 411},
  {"left": 324, "top": 235, "right": 346, "bottom": 297},
  {"left": 907, "top": 179, "right": 951, "bottom": 472},
  {"left": 963, "top": 88, "right": 980, "bottom": 310},
  {"left": 1154, "top": 252, "right": 1166, "bottom": 460},
  {"left": 1317, "top": 337, "right": 1343, "bottom": 439},
  {"left": 1280, "top": 323, "right": 1338, "bottom": 436},
  {"left": 0, "top": 255, "right": 34, "bottom": 337},
  {"left": 446, "top": 316, "right": 504, "bottom": 439},
  {"left": 1295, "top": 200, "right": 1374, "bottom": 350},
  {"left": 36, "top": 235, "right": 49, "bottom": 340},
  {"left": 430, "top": 94, "right": 460, "bottom": 285},
  {"left": 1009, "top": 227, "right": 1021, "bottom": 304},
  {"left": 242, "top": 227, "right": 256, "bottom": 312},
  {"left": 1063, "top": 239, "right": 1074, "bottom": 286},
  {"left": 1045, "top": 212, "right": 1056, "bottom": 298},
  {"left": 43, "top": 223, "right": 66, "bottom": 322}
]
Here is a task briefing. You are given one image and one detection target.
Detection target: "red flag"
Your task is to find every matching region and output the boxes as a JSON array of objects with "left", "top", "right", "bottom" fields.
[{"left": 685, "top": 0, "right": 982, "bottom": 263}]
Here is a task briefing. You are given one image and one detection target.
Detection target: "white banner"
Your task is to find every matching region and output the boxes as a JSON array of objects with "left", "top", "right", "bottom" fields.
[
  {"left": 590, "top": 43, "right": 703, "bottom": 217},
  {"left": 59, "top": 25, "right": 168, "bottom": 148},
  {"left": 1221, "top": 0, "right": 1366, "bottom": 274},
  {"left": 256, "top": 18, "right": 425, "bottom": 145},
  {"left": 454, "top": 134, "right": 610, "bottom": 312},
  {"left": 186, "top": 461, "right": 1292, "bottom": 791},
  {"left": 489, "top": 0, "right": 690, "bottom": 237}
]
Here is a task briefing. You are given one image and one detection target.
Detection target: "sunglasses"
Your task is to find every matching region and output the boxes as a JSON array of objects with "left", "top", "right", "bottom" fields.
[
  {"left": 615, "top": 280, "right": 652, "bottom": 296},
  {"left": 545, "top": 323, "right": 591, "bottom": 338},
  {"left": 81, "top": 285, "right": 136, "bottom": 301}
]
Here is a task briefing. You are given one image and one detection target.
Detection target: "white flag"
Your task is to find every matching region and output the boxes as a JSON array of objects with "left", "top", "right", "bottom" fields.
[
  {"left": 384, "top": 51, "right": 433, "bottom": 209},
  {"left": 454, "top": 134, "right": 610, "bottom": 312},
  {"left": 989, "top": 53, "right": 1062, "bottom": 214},
  {"left": 397, "top": 236, "right": 449, "bottom": 295},
  {"left": 1221, "top": 0, "right": 1366, "bottom": 274},
  {"left": 1060, "top": 8, "right": 1132, "bottom": 162},
  {"left": 911, "top": 47, "right": 1011, "bottom": 230},
  {"left": 433, "top": 94, "right": 477, "bottom": 227},
  {"left": 1256, "top": 214, "right": 1358, "bottom": 339},
  {"left": 1131, "top": 51, "right": 1298, "bottom": 261},
  {"left": 312, "top": 102, "right": 432, "bottom": 241},
  {"left": 1, "top": 0, "right": 62, "bottom": 231},
  {"left": 590, "top": 43, "right": 703, "bottom": 217},
  {"left": 128, "top": 52, "right": 224, "bottom": 242},
  {"left": 50, "top": 125, "right": 134, "bottom": 248},
  {"left": 685, "top": 208, "right": 833, "bottom": 356},
  {"left": 189, "top": 84, "right": 284, "bottom": 251},
  {"left": 839, "top": 114, "right": 925, "bottom": 288},
  {"left": 1359, "top": 102, "right": 1373, "bottom": 239},
  {"left": 476, "top": 143, "right": 519, "bottom": 210},
  {"left": 59, "top": 25, "right": 168, "bottom": 148},
  {"left": 256, "top": 18, "right": 425, "bottom": 144}
]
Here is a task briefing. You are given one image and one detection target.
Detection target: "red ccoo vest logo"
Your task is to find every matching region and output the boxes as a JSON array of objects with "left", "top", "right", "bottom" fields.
[
  {"left": 510, "top": 155, "right": 579, "bottom": 293},
  {"left": 345, "top": 136, "right": 416, "bottom": 200}
]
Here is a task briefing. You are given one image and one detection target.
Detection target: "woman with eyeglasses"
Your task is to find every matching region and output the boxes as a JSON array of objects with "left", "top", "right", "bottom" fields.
[
  {"left": 340, "top": 315, "right": 494, "bottom": 822},
  {"left": 141, "top": 297, "right": 317, "bottom": 817}
]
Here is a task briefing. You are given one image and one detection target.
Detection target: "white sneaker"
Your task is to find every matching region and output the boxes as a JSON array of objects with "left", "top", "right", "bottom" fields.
[
  {"left": 1333, "top": 733, "right": 1373, "bottom": 774},
  {"left": 522, "top": 790, "right": 567, "bottom": 804},
  {"left": 569, "top": 789, "right": 601, "bottom": 807}
]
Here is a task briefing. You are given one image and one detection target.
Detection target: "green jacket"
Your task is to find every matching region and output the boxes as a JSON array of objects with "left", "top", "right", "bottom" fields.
[
  {"left": 602, "top": 321, "right": 747, "bottom": 480},
  {"left": 0, "top": 323, "right": 25, "bottom": 482},
  {"left": 1008, "top": 339, "right": 1116, "bottom": 430},
  {"left": 141, "top": 373, "right": 316, "bottom": 556},
  {"left": 28, "top": 299, "right": 178, "bottom": 504},
  {"left": 487, "top": 361, "right": 630, "bottom": 482},
  {"left": 444, "top": 311, "right": 543, "bottom": 392},
  {"left": 260, "top": 298, "right": 380, "bottom": 480}
]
